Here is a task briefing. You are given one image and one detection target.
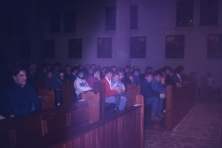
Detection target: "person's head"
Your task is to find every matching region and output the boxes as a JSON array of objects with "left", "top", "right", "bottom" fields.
[
  {"left": 117, "top": 70, "right": 124, "bottom": 79},
  {"left": 127, "top": 73, "right": 133, "bottom": 82},
  {"left": 104, "top": 68, "right": 113, "bottom": 79},
  {"left": 54, "top": 64, "right": 59, "bottom": 72},
  {"left": 159, "top": 68, "right": 166, "bottom": 79},
  {"left": 85, "top": 63, "right": 90, "bottom": 70},
  {"left": 132, "top": 69, "right": 141, "bottom": 76},
  {"left": 77, "top": 70, "right": 84, "bottom": 79},
  {"left": 113, "top": 72, "right": 120, "bottom": 82},
  {"left": 153, "top": 70, "right": 163, "bottom": 82},
  {"left": 145, "top": 66, "right": 153, "bottom": 73},
  {"left": 162, "top": 66, "right": 171, "bottom": 75},
  {"left": 29, "top": 64, "right": 37, "bottom": 74},
  {"left": 175, "top": 65, "right": 184, "bottom": 75},
  {"left": 12, "top": 67, "right": 27, "bottom": 87},
  {"left": 125, "top": 65, "right": 131, "bottom": 73},
  {"left": 66, "top": 65, "right": 71, "bottom": 73},
  {"left": 72, "top": 66, "right": 79, "bottom": 75},
  {"left": 42, "top": 67, "right": 47, "bottom": 73},
  {"left": 58, "top": 70, "right": 65, "bottom": 79},
  {"left": 91, "top": 64, "right": 96, "bottom": 70},
  {"left": 144, "top": 72, "right": 153, "bottom": 82},
  {"left": 93, "top": 69, "right": 100, "bottom": 79},
  {"left": 57, "top": 63, "right": 63, "bottom": 70},
  {"left": 111, "top": 65, "right": 117, "bottom": 72},
  {"left": 47, "top": 70, "right": 53, "bottom": 78},
  {"left": 169, "top": 69, "right": 174, "bottom": 76},
  {"left": 46, "top": 64, "right": 52, "bottom": 70}
]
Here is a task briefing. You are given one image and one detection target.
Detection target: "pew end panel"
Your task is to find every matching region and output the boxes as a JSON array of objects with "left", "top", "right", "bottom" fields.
[
  {"left": 62, "top": 80, "right": 75, "bottom": 104},
  {"left": 126, "top": 84, "right": 141, "bottom": 108},
  {"left": 38, "top": 88, "right": 55, "bottom": 110},
  {"left": 166, "top": 81, "right": 197, "bottom": 131},
  {"left": 82, "top": 91, "right": 100, "bottom": 123}
]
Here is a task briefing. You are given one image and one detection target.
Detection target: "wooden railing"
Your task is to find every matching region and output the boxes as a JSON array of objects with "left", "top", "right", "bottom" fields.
[{"left": 166, "top": 81, "right": 197, "bottom": 131}]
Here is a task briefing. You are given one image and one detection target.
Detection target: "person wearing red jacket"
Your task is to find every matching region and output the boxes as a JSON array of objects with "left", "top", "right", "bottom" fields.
[{"left": 101, "top": 68, "right": 126, "bottom": 111}]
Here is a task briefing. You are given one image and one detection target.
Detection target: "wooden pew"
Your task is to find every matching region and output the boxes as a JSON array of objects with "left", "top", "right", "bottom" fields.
[
  {"left": 15, "top": 95, "right": 145, "bottom": 148},
  {"left": 35, "top": 79, "right": 46, "bottom": 90},
  {"left": 38, "top": 88, "right": 55, "bottom": 109},
  {"left": 62, "top": 80, "right": 75, "bottom": 104},
  {"left": 93, "top": 82, "right": 115, "bottom": 118},
  {"left": 126, "top": 83, "right": 140, "bottom": 108},
  {"left": 82, "top": 91, "right": 100, "bottom": 123},
  {"left": 166, "top": 81, "right": 197, "bottom": 131},
  {"left": 0, "top": 100, "right": 92, "bottom": 147}
]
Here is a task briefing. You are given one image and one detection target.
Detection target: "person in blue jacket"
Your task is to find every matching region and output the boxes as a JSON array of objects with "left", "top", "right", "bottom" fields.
[
  {"left": 1, "top": 67, "right": 41, "bottom": 118},
  {"left": 141, "top": 72, "right": 165, "bottom": 122}
]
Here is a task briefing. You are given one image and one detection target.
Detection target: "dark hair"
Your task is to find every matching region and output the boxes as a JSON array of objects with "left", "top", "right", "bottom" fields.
[
  {"left": 92, "top": 68, "right": 100, "bottom": 74},
  {"left": 145, "top": 66, "right": 153, "bottom": 72},
  {"left": 132, "top": 68, "right": 141, "bottom": 74},
  {"left": 72, "top": 66, "right": 79, "bottom": 72},
  {"left": 77, "top": 69, "right": 84, "bottom": 76},
  {"left": 58, "top": 70, "right": 65, "bottom": 75},
  {"left": 162, "top": 66, "right": 171, "bottom": 72},
  {"left": 104, "top": 67, "right": 112, "bottom": 75},
  {"left": 125, "top": 65, "right": 131, "bottom": 69},
  {"left": 153, "top": 70, "right": 163, "bottom": 77},
  {"left": 175, "top": 65, "right": 184, "bottom": 74},
  {"left": 127, "top": 73, "right": 133, "bottom": 78},
  {"left": 47, "top": 70, "right": 53, "bottom": 74},
  {"left": 11, "top": 67, "right": 26, "bottom": 77},
  {"left": 144, "top": 72, "right": 153, "bottom": 77},
  {"left": 112, "top": 72, "right": 119, "bottom": 77}
]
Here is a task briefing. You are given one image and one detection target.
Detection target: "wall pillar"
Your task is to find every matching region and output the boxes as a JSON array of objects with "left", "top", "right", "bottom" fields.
[{"left": 115, "top": 0, "right": 130, "bottom": 68}]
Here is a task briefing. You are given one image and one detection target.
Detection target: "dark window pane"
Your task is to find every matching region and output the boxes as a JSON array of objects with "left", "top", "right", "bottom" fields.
[
  {"left": 68, "top": 39, "right": 82, "bottom": 58},
  {"left": 200, "top": 0, "right": 218, "bottom": 26},
  {"left": 20, "top": 41, "right": 31, "bottom": 58},
  {"left": 43, "top": 40, "right": 55, "bottom": 58},
  {"left": 176, "top": 0, "right": 193, "bottom": 27},
  {"left": 50, "top": 12, "right": 60, "bottom": 33},
  {"left": 64, "top": 11, "right": 75, "bottom": 32},
  {"left": 106, "top": 7, "right": 116, "bottom": 30},
  {"left": 130, "top": 5, "right": 138, "bottom": 29},
  {"left": 130, "top": 37, "right": 146, "bottom": 58}
]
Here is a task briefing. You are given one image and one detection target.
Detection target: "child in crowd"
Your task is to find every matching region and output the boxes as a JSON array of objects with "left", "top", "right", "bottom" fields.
[{"left": 111, "top": 72, "right": 126, "bottom": 110}]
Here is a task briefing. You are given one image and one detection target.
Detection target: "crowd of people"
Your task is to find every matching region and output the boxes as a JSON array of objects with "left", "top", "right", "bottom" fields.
[{"left": 0, "top": 61, "right": 195, "bottom": 122}]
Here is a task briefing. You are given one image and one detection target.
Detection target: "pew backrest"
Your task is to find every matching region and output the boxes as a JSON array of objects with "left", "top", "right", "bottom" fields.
[
  {"left": 93, "top": 81, "right": 106, "bottom": 118},
  {"left": 38, "top": 88, "right": 55, "bottom": 109},
  {"left": 0, "top": 101, "right": 90, "bottom": 147},
  {"left": 62, "top": 80, "right": 75, "bottom": 104},
  {"left": 166, "top": 81, "right": 197, "bottom": 131},
  {"left": 35, "top": 79, "right": 46, "bottom": 90},
  {"left": 82, "top": 91, "right": 100, "bottom": 123},
  {"left": 126, "top": 83, "right": 140, "bottom": 108},
  {"left": 16, "top": 95, "right": 145, "bottom": 148}
]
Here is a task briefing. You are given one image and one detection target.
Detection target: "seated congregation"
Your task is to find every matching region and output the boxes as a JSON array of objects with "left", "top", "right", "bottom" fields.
[{"left": 0, "top": 61, "right": 194, "bottom": 122}]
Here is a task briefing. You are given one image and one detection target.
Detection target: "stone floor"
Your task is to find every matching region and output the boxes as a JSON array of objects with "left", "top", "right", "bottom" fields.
[{"left": 145, "top": 97, "right": 222, "bottom": 148}]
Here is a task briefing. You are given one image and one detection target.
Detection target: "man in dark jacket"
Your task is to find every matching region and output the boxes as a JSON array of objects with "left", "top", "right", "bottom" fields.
[
  {"left": 141, "top": 72, "right": 165, "bottom": 122},
  {"left": 1, "top": 67, "right": 41, "bottom": 118}
]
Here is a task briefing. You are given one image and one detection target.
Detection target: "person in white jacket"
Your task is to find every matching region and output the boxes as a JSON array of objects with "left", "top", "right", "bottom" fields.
[{"left": 74, "top": 70, "right": 92, "bottom": 100}]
